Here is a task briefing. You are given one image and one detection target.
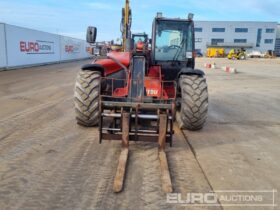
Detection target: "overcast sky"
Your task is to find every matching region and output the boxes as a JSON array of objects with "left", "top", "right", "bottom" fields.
[{"left": 0, "top": 0, "right": 279, "bottom": 41}]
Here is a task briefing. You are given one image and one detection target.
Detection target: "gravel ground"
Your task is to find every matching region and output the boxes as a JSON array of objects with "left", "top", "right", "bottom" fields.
[
  {"left": 0, "top": 57, "right": 279, "bottom": 210},
  {"left": 185, "top": 57, "right": 280, "bottom": 210},
  {"left": 0, "top": 60, "right": 218, "bottom": 210}
]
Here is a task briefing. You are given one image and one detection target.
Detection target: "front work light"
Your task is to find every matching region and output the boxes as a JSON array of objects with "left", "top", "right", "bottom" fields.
[
  {"left": 157, "top": 12, "right": 163, "bottom": 18},
  {"left": 188, "top": 13, "right": 194, "bottom": 20}
]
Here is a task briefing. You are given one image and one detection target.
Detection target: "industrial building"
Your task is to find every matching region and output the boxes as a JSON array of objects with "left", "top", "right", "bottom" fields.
[
  {"left": 194, "top": 21, "right": 278, "bottom": 55},
  {"left": 275, "top": 24, "right": 280, "bottom": 56}
]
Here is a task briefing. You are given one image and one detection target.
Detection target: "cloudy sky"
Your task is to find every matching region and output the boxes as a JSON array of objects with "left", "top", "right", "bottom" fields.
[{"left": 0, "top": 0, "right": 279, "bottom": 41}]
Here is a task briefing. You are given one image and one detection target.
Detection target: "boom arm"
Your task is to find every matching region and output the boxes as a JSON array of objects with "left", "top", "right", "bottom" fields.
[{"left": 121, "top": 0, "right": 132, "bottom": 52}]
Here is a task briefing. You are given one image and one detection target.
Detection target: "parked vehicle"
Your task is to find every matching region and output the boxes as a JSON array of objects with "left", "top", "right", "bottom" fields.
[
  {"left": 264, "top": 50, "right": 276, "bottom": 58},
  {"left": 207, "top": 48, "right": 225, "bottom": 58},
  {"left": 195, "top": 49, "right": 203, "bottom": 57},
  {"left": 227, "top": 48, "right": 246, "bottom": 60},
  {"left": 247, "top": 50, "right": 264, "bottom": 58}
]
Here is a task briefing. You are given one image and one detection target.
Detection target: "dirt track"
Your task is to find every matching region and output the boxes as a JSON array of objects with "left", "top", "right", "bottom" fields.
[{"left": 1, "top": 58, "right": 280, "bottom": 210}]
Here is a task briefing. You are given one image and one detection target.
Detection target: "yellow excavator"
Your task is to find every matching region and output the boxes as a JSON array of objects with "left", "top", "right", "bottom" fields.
[
  {"left": 121, "top": 0, "right": 132, "bottom": 51},
  {"left": 110, "top": 0, "right": 132, "bottom": 52}
]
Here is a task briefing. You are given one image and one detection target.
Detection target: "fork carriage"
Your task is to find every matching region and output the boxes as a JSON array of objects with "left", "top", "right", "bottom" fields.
[
  {"left": 97, "top": 77, "right": 176, "bottom": 192},
  {"left": 99, "top": 78, "right": 176, "bottom": 145}
]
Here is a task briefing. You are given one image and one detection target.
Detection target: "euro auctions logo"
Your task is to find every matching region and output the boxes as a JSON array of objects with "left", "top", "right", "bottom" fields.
[
  {"left": 20, "top": 40, "right": 54, "bottom": 54},
  {"left": 65, "top": 44, "right": 80, "bottom": 53},
  {"left": 167, "top": 190, "right": 277, "bottom": 207},
  {"left": 65, "top": 45, "right": 74, "bottom": 53}
]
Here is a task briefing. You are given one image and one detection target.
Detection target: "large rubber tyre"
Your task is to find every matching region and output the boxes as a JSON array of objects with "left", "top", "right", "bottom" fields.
[
  {"left": 74, "top": 70, "right": 100, "bottom": 127},
  {"left": 179, "top": 75, "right": 208, "bottom": 130}
]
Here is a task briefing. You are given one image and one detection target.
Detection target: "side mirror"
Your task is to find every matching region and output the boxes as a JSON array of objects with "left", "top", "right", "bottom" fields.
[{"left": 86, "top": 26, "right": 97, "bottom": 43}]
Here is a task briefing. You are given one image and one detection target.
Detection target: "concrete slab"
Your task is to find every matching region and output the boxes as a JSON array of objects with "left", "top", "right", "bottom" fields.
[{"left": 183, "top": 57, "right": 280, "bottom": 209}]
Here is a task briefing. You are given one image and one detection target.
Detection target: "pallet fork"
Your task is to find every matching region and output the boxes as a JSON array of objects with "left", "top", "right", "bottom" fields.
[
  {"left": 99, "top": 96, "right": 174, "bottom": 193},
  {"left": 112, "top": 112, "right": 172, "bottom": 193},
  {"left": 97, "top": 42, "right": 175, "bottom": 193}
]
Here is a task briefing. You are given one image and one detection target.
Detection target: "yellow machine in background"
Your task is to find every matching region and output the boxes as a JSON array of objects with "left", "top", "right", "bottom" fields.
[
  {"left": 121, "top": 0, "right": 132, "bottom": 52},
  {"left": 110, "top": 0, "right": 132, "bottom": 52},
  {"left": 264, "top": 50, "right": 276, "bottom": 58},
  {"left": 207, "top": 48, "right": 225, "bottom": 58},
  {"left": 227, "top": 48, "right": 246, "bottom": 60}
]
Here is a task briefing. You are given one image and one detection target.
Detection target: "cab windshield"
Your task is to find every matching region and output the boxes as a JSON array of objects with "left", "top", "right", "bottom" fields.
[{"left": 154, "top": 20, "right": 193, "bottom": 61}]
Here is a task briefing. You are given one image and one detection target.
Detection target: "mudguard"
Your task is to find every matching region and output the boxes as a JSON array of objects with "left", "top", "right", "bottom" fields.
[
  {"left": 81, "top": 64, "right": 105, "bottom": 77},
  {"left": 178, "top": 67, "right": 204, "bottom": 78},
  {"left": 95, "top": 52, "right": 130, "bottom": 76}
]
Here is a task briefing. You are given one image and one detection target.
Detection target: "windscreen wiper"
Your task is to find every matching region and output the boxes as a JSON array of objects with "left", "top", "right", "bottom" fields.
[{"left": 172, "top": 37, "right": 186, "bottom": 61}]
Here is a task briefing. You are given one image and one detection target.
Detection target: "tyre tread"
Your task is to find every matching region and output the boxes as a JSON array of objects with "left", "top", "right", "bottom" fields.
[
  {"left": 74, "top": 70, "right": 100, "bottom": 127},
  {"left": 179, "top": 75, "right": 208, "bottom": 130}
]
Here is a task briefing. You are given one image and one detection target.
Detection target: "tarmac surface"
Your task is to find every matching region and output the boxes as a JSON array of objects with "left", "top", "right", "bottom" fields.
[{"left": 0, "top": 58, "right": 279, "bottom": 210}]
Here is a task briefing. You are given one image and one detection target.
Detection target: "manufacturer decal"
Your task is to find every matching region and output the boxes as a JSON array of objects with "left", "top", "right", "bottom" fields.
[{"left": 147, "top": 89, "right": 159, "bottom": 96}]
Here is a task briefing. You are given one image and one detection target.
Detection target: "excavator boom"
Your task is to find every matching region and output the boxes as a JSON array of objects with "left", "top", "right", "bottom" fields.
[{"left": 121, "top": 0, "right": 132, "bottom": 52}]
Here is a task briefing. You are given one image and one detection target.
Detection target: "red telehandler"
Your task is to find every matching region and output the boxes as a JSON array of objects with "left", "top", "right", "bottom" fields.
[{"left": 74, "top": 0, "right": 208, "bottom": 193}]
